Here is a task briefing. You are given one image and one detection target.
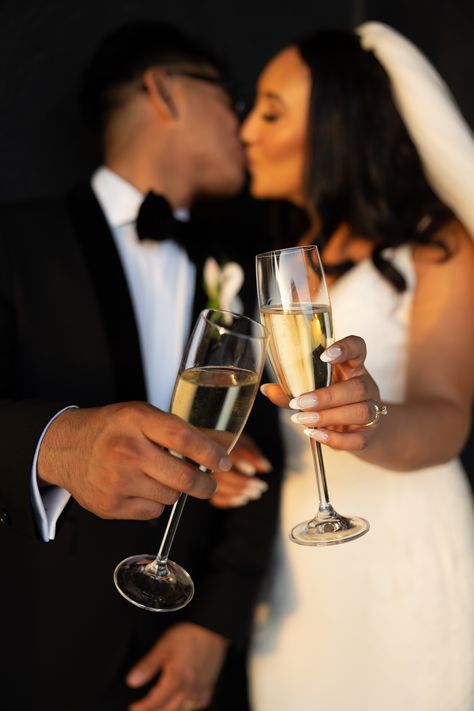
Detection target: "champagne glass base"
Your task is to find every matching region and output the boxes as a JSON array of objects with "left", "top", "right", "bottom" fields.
[
  {"left": 290, "top": 513, "right": 369, "bottom": 546},
  {"left": 114, "top": 555, "right": 194, "bottom": 612}
]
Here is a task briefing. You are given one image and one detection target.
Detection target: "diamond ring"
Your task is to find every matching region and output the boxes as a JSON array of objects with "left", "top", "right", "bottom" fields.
[{"left": 361, "top": 400, "right": 388, "bottom": 428}]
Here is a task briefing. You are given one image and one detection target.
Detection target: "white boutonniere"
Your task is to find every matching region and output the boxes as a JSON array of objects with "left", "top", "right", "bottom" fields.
[{"left": 203, "top": 257, "right": 244, "bottom": 314}]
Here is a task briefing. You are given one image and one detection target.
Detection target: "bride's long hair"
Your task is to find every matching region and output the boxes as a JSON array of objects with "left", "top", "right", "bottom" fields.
[{"left": 296, "top": 29, "right": 453, "bottom": 291}]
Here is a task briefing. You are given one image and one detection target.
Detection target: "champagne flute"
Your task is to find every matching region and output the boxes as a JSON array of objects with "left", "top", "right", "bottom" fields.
[
  {"left": 256, "top": 245, "right": 369, "bottom": 545},
  {"left": 114, "top": 308, "right": 268, "bottom": 611}
]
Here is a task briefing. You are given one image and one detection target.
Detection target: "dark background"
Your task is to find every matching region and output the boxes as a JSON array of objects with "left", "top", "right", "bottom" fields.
[
  {"left": 1, "top": 0, "right": 473, "bottom": 473},
  {"left": 1, "top": 0, "right": 473, "bottom": 201}
]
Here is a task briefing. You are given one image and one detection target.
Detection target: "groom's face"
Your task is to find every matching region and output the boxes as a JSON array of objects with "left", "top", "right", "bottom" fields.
[{"left": 174, "top": 65, "right": 246, "bottom": 198}]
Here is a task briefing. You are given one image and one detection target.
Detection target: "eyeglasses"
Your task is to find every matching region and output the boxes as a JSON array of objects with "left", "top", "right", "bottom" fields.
[
  {"left": 146, "top": 67, "right": 247, "bottom": 117},
  {"left": 163, "top": 67, "right": 229, "bottom": 89}
]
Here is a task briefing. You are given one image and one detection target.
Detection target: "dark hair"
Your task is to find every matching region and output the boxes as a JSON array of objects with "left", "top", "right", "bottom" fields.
[
  {"left": 296, "top": 29, "right": 453, "bottom": 291},
  {"left": 81, "top": 21, "right": 226, "bottom": 139}
]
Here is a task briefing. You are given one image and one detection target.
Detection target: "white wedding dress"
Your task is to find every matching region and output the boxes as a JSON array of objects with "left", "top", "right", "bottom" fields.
[{"left": 249, "top": 246, "right": 474, "bottom": 711}]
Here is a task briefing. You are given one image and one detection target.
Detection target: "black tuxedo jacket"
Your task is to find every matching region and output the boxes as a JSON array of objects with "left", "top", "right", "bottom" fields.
[{"left": 0, "top": 185, "right": 283, "bottom": 710}]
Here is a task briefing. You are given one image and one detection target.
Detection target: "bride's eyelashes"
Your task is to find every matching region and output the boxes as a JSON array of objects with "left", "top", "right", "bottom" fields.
[{"left": 261, "top": 113, "right": 281, "bottom": 122}]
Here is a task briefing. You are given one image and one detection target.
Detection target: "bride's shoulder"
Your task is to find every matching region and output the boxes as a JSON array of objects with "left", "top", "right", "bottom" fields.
[
  {"left": 413, "top": 218, "right": 473, "bottom": 269},
  {"left": 411, "top": 220, "right": 473, "bottom": 306}
]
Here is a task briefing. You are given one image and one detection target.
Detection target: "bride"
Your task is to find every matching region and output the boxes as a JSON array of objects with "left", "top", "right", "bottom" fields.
[{"left": 237, "top": 21, "right": 474, "bottom": 711}]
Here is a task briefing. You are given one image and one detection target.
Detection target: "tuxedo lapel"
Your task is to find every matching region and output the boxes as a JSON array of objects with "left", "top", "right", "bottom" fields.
[{"left": 67, "top": 184, "right": 147, "bottom": 401}]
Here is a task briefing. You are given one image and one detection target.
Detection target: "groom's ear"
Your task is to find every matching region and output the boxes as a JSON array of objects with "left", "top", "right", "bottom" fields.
[{"left": 143, "top": 68, "right": 178, "bottom": 120}]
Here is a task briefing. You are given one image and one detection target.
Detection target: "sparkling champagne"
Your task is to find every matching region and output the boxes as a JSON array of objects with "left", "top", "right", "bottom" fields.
[
  {"left": 171, "top": 365, "right": 259, "bottom": 451},
  {"left": 260, "top": 305, "right": 334, "bottom": 398}
]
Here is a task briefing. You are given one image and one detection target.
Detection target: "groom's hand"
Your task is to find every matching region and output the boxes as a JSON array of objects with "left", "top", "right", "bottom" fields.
[
  {"left": 37, "top": 402, "right": 232, "bottom": 520},
  {"left": 126, "top": 622, "right": 229, "bottom": 711}
]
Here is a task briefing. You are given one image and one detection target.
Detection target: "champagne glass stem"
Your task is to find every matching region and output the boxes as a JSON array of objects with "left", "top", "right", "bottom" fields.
[
  {"left": 149, "top": 493, "right": 188, "bottom": 575},
  {"left": 153, "top": 462, "right": 209, "bottom": 572},
  {"left": 310, "top": 438, "right": 336, "bottom": 517}
]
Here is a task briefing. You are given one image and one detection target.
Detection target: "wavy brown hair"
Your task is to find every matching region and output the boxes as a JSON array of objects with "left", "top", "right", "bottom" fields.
[{"left": 296, "top": 29, "right": 453, "bottom": 290}]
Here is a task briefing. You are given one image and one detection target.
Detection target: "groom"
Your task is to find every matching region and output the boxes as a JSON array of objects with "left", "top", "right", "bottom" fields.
[{"left": 0, "top": 22, "right": 282, "bottom": 710}]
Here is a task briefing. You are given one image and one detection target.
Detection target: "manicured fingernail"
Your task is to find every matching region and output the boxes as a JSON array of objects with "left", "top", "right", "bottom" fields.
[
  {"left": 230, "top": 495, "right": 250, "bottom": 507},
  {"left": 320, "top": 345, "right": 342, "bottom": 362},
  {"left": 244, "top": 480, "right": 269, "bottom": 497},
  {"left": 289, "top": 394, "right": 318, "bottom": 410},
  {"left": 218, "top": 456, "right": 233, "bottom": 471},
  {"left": 304, "top": 428, "right": 329, "bottom": 442},
  {"left": 245, "top": 492, "right": 262, "bottom": 502},
  {"left": 256, "top": 456, "right": 272, "bottom": 472},
  {"left": 235, "top": 459, "right": 257, "bottom": 476},
  {"left": 260, "top": 384, "right": 271, "bottom": 396},
  {"left": 290, "top": 411, "right": 320, "bottom": 425},
  {"left": 127, "top": 670, "right": 145, "bottom": 687}
]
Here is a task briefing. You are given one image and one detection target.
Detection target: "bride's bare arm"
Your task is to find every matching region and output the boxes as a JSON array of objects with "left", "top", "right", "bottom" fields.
[{"left": 263, "top": 222, "right": 474, "bottom": 471}]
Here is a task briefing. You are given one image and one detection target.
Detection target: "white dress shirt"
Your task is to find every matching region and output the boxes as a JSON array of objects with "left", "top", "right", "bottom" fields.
[{"left": 31, "top": 166, "right": 196, "bottom": 541}]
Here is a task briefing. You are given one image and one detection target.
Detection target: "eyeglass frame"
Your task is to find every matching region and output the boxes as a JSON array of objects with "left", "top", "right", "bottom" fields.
[{"left": 143, "top": 66, "right": 246, "bottom": 117}]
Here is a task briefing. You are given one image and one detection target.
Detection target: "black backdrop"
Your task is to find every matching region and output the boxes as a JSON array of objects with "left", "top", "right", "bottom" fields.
[
  {"left": 1, "top": 0, "right": 473, "bottom": 201},
  {"left": 1, "top": 0, "right": 473, "bottom": 473}
]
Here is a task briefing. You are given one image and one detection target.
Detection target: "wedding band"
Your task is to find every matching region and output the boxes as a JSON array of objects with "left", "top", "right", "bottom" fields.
[
  {"left": 361, "top": 400, "right": 388, "bottom": 428},
  {"left": 182, "top": 701, "right": 197, "bottom": 710}
]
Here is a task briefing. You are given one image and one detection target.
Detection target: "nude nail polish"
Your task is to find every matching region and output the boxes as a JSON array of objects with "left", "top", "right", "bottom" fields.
[
  {"left": 289, "top": 394, "right": 318, "bottom": 410},
  {"left": 303, "top": 428, "right": 329, "bottom": 442},
  {"left": 290, "top": 411, "right": 320, "bottom": 425},
  {"left": 320, "top": 345, "right": 342, "bottom": 362}
]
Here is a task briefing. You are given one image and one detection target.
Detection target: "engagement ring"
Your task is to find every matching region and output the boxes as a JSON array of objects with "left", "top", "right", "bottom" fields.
[{"left": 361, "top": 400, "right": 388, "bottom": 428}]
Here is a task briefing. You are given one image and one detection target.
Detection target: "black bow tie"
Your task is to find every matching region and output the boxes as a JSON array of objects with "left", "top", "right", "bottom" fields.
[{"left": 135, "top": 191, "right": 189, "bottom": 246}]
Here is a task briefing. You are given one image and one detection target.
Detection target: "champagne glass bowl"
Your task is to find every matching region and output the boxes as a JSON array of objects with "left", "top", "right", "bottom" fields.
[{"left": 114, "top": 308, "right": 268, "bottom": 611}]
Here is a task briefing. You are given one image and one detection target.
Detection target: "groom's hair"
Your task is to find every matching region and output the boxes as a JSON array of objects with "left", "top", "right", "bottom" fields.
[{"left": 80, "top": 20, "right": 226, "bottom": 135}]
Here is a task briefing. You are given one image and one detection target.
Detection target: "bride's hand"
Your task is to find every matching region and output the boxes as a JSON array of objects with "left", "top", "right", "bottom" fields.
[
  {"left": 261, "top": 335, "right": 387, "bottom": 451},
  {"left": 210, "top": 432, "right": 272, "bottom": 508}
]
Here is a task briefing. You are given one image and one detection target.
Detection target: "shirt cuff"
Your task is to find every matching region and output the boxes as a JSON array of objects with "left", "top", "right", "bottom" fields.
[{"left": 30, "top": 406, "right": 77, "bottom": 542}]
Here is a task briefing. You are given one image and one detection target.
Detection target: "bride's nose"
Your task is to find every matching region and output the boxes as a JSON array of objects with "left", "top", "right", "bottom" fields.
[{"left": 239, "top": 108, "right": 258, "bottom": 145}]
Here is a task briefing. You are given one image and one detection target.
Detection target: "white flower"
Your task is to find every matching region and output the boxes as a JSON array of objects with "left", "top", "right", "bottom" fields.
[
  {"left": 203, "top": 257, "right": 221, "bottom": 299},
  {"left": 203, "top": 257, "right": 244, "bottom": 314}
]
